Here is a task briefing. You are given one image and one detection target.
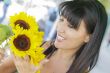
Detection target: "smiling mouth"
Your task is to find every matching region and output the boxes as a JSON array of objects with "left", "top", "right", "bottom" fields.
[{"left": 56, "top": 34, "right": 65, "bottom": 42}]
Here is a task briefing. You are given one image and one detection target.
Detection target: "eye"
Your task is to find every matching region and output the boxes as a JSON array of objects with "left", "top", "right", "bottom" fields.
[
  {"left": 59, "top": 18, "right": 64, "bottom": 22},
  {"left": 67, "top": 24, "right": 74, "bottom": 28}
]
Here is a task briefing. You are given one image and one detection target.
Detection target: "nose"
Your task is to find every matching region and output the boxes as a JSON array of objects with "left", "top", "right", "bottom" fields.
[
  {"left": 57, "top": 24, "right": 65, "bottom": 34},
  {"left": 59, "top": 28, "right": 65, "bottom": 33}
]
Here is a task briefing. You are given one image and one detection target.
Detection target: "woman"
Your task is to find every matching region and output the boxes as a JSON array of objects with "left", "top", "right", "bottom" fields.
[{"left": 0, "top": 0, "right": 108, "bottom": 73}]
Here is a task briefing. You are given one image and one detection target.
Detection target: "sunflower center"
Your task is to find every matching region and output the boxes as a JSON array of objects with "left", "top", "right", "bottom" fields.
[
  {"left": 13, "top": 35, "right": 30, "bottom": 51},
  {"left": 15, "top": 20, "right": 30, "bottom": 29}
]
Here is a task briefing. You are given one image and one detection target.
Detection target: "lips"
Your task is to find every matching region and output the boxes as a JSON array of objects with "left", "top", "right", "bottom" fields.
[{"left": 56, "top": 34, "right": 65, "bottom": 42}]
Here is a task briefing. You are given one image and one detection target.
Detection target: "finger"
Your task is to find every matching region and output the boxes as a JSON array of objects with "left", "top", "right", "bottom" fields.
[
  {"left": 13, "top": 55, "right": 23, "bottom": 63},
  {"left": 11, "top": 53, "right": 16, "bottom": 61},
  {"left": 40, "top": 59, "right": 49, "bottom": 64},
  {"left": 39, "top": 59, "right": 49, "bottom": 68},
  {"left": 33, "top": 59, "right": 49, "bottom": 71},
  {"left": 24, "top": 55, "right": 30, "bottom": 62},
  {"left": 10, "top": 52, "right": 19, "bottom": 61},
  {"left": 11, "top": 52, "right": 15, "bottom": 58}
]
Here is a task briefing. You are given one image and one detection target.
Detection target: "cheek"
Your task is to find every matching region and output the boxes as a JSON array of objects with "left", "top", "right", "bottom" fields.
[{"left": 64, "top": 32, "right": 86, "bottom": 49}]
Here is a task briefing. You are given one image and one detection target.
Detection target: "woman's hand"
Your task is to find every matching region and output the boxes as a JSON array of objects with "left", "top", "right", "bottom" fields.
[
  {"left": 12, "top": 55, "right": 49, "bottom": 73},
  {"left": 0, "top": 49, "right": 4, "bottom": 61}
]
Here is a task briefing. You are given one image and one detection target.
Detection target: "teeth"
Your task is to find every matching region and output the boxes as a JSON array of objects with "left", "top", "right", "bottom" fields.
[{"left": 57, "top": 35, "right": 64, "bottom": 40}]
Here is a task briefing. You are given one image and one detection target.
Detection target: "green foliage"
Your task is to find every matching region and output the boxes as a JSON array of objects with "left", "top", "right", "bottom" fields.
[
  {"left": 99, "top": 0, "right": 110, "bottom": 11},
  {"left": 0, "top": 24, "right": 12, "bottom": 45}
]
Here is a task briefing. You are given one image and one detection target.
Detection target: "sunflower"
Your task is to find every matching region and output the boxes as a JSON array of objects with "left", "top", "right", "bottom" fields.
[
  {"left": 30, "top": 47, "right": 45, "bottom": 66},
  {"left": 9, "top": 27, "right": 44, "bottom": 58},
  {"left": 9, "top": 12, "right": 39, "bottom": 31}
]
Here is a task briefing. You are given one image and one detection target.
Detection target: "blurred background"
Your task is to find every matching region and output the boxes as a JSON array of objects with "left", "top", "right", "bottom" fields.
[{"left": 0, "top": 0, "right": 110, "bottom": 73}]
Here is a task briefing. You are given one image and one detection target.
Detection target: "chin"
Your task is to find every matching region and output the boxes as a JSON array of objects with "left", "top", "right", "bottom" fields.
[
  {"left": 54, "top": 38, "right": 70, "bottom": 49},
  {"left": 54, "top": 41, "right": 65, "bottom": 49}
]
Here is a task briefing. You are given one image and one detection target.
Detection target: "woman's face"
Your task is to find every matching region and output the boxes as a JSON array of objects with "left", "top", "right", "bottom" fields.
[{"left": 54, "top": 16, "right": 90, "bottom": 50}]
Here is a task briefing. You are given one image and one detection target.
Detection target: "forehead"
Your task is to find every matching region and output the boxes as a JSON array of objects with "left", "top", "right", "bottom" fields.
[{"left": 60, "top": 16, "right": 86, "bottom": 30}]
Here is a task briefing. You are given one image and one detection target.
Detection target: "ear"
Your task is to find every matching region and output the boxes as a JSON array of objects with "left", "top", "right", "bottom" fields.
[{"left": 84, "top": 34, "right": 91, "bottom": 43}]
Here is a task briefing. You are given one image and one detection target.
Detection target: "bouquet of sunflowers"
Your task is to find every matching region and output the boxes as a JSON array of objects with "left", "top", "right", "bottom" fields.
[{"left": 9, "top": 12, "right": 45, "bottom": 73}]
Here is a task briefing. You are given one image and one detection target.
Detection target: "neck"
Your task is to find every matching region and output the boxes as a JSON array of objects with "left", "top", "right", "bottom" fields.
[{"left": 55, "top": 48, "right": 78, "bottom": 61}]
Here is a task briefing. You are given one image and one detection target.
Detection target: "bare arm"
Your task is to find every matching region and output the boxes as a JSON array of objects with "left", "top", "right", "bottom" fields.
[{"left": 0, "top": 56, "right": 16, "bottom": 73}]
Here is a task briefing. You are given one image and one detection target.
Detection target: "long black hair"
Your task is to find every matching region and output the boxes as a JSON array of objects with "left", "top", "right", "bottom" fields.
[{"left": 43, "top": 0, "right": 108, "bottom": 73}]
